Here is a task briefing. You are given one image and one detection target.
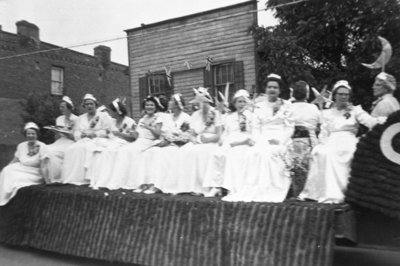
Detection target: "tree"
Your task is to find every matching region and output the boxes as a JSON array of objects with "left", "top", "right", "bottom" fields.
[
  {"left": 254, "top": 0, "right": 400, "bottom": 107},
  {"left": 21, "top": 93, "right": 61, "bottom": 144}
]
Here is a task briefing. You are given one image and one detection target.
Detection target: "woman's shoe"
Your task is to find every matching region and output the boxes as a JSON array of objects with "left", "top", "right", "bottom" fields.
[
  {"left": 132, "top": 184, "right": 149, "bottom": 193},
  {"left": 204, "top": 187, "right": 223, "bottom": 197},
  {"left": 144, "top": 185, "right": 161, "bottom": 194}
]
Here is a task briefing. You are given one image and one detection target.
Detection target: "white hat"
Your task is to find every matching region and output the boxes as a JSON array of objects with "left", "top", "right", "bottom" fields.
[
  {"left": 233, "top": 89, "right": 250, "bottom": 100},
  {"left": 173, "top": 93, "right": 184, "bottom": 110},
  {"left": 24, "top": 122, "right": 39, "bottom": 131},
  {"left": 61, "top": 96, "right": 74, "bottom": 109},
  {"left": 83, "top": 93, "right": 97, "bottom": 103},
  {"left": 333, "top": 80, "right": 352, "bottom": 91},
  {"left": 376, "top": 72, "right": 396, "bottom": 91},
  {"left": 97, "top": 105, "right": 107, "bottom": 112},
  {"left": 267, "top": 73, "right": 282, "bottom": 80},
  {"left": 190, "top": 87, "right": 213, "bottom": 103},
  {"left": 112, "top": 98, "right": 122, "bottom": 115}
]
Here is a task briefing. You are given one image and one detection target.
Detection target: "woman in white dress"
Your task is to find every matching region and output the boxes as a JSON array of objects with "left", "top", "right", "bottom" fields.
[
  {"left": 108, "top": 96, "right": 164, "bottom": 190},
  {"left": 0, "top": 122, "right": 50, "bottom": 205},
  {"left": 161, "top": 87, "right": 223, "bottom": 195},
  {"left": 291, "top": 81, "right": 321, "bottom": 146},
  {"left": 290, "top": 81, "right": 322, "bottom": 196},
  {"left": 299, "top": 80, "right": 386, "bottom": 203},
  {"left": 203, "top": 89, "right": 255, "bottom": 197},
  {"left": 136, "top": 93, "right": 191, "bottom": 193},
  {"left": 223, "top": 73, "right": 295, "bottom": 202},
  {"left": 61, "top": 93, "right": 112, "bottom": 185},
  {"left": 89, "top": 98, "right": 136, "bottom": 189},
  {"left": 46, "top": 96, "right": 78, "bottom": 182}
]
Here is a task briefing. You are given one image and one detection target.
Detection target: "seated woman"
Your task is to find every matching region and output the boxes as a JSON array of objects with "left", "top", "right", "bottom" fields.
[
  {"left": 160, "top": 87, "right": 223, "bottom": 195},
  {"left": 290, "top": 81, "right": 322, "bottom": 197},
  {"left": 89, "top": 98, "right": 136, "bottom": 189},
  {"left": 299, "top": 80, "right": 386, "bottom": 203},
  {"left": 203, "top": 89, "right": 255, "bottom": 197},
  {"left": 61, "top": 93, "right": 112, "bottom": 185},
  {"left": 0, "top": 122, "right": 50, "bottom": 205},
  {"left": 136, "top": 93, "right": 191, "bottom": 193},
  {"left": 223, "top": 73, "right": 294, "bottom": 202},
  {"left": 108, "top": 95, "right": 164, "bottom": 190},
  {"left": 46, "top": 96, "right": 78, "bottom": 182}
]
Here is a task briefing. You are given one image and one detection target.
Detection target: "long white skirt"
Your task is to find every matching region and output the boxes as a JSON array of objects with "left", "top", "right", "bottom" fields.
[
  {"left": 299, "top": 132, "right": 357, "bottom": 203},
  {"left": 61, "top": 138, "right": 108, "bottom": 185},
  {"left": 0, "top": 163, "right": 44, "bottom": 206},
  {"left": 89, "top": 139, "right": 128, "bottom": 189},
  {"left": 46, "top": 137, "right": 75, "bottom": 182},
  {"left": 139, "top": 145, "right": 182, "bottom": 191},
  {"left": 203, "top": 144, "right": 252, "bottom": 189},
  {"left": 163, "top": 143, "right": 216, "bottom": 194},
  {"left": 106, "top": 138, "right": 155, "bottom": 190},
  {"left": 223, "top": 142, "right": 291, "bottom": 202}
]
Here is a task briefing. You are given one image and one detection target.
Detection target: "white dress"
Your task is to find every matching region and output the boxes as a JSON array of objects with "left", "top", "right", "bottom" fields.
[
  {"left": 291, "top": 102, "right": 321, "bottom": 146},
  {"left": 223, "top": 99, "right": 295, "bottom": 202},
  {"left": 89, "top": 116, "right": 136, "bottom": 189},
  {"left": 371, "top": 93, "right": 400, "bottom": 117},
  {"left": 136, "top": 111, "right": 191, "bottom": 188},
  {"left": 290, "top": 102, "right": 322, "bottom": 196},
  {"left": 203, "top": 110, "right": 254, "bottom": 189},
  {"left": 61, "top": 111, "right": 112, "bottom": 185},
  {"left": 107, "top": 114, "right": 162, "bottom": 190},
  {"left": 161, "top": 108, "right": 222, "bottom": 194},
  {"left": 46, "top": 114, "right": 78, "bottom": 182},
  {"left": 0, "top": 141, "right": 49, "bottom": 206},
  {"left": 299, "top": 105, "right": 385, "bottom": 203}
]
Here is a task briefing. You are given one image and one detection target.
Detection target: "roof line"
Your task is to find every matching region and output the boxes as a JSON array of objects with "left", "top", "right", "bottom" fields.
[
  {"left": 0, "top": 30, "right": 128, "bottom": 67},
  {"left": 125, "top": 0, "right": 257, "bottom": 33}
]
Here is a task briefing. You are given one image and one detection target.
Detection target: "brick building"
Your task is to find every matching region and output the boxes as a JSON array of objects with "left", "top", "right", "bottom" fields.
[
  {"left": 125, "top": 0, "right": 258, "bottom": 119},
  {"left": 0, "top": 20, "right": 130, "bottom": 106},
  {"left": 0, "top": 20, "right": 130, "bottom": 168}
]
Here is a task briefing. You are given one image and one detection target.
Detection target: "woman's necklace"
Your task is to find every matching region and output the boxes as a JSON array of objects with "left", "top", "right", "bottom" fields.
[
  {"left": 64, "top": 114, "right": 74, "bottom": 130},
  {"left": 27, "top": 141, "right": 40, "bottom": 156},
  {"left": 238, "top": 111, "right": 247, "bottom": 132}
]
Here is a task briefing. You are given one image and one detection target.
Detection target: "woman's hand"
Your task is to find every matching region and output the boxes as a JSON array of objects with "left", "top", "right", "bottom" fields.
[
  {"left": 268, "top": 139, "right": 280, "bottom": 145},
  {"left": 82, "top": 131, "right": 96, "bottom": 139},
  {"left": 247, "top": 138, "right": 255, "bottom": 146},
  {"left": 141, "top": 123, "right": 151, "bottom": 130}
]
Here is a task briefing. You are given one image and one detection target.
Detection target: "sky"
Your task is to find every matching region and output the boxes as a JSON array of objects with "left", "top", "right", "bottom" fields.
[{"left": 0, "top": 0, "right": 277, "bottom": 65}]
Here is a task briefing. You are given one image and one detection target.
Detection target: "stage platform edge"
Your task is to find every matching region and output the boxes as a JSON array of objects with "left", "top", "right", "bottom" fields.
[{"left": 0, "top": 184, "right": 354, "bottom": 266}]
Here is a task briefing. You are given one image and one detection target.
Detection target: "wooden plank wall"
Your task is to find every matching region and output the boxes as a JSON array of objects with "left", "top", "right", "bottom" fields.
[{"left": 127, "top": 1, "right": 257, "bottom": 119}]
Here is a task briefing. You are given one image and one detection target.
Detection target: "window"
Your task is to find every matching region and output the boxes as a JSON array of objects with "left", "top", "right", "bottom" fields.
[
  {"left": 214, "top": 63, "right": 234, "bottom": 98},
  {"left": 138, "top": 72, "right": 173, "bottom": 111},
  {"left": 148, "top": 74, "right": 168, "bottom": 96},
  {"left": 203, "top": 61, "right": 244, "bottom": 101},
  {"left": 51, "top": 66, "right": 64, "bottom": 95}
]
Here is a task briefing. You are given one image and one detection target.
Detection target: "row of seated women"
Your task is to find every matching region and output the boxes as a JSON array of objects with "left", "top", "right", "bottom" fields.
[{"left": 0, "top": 74, "right": 388, "bottom": 206}]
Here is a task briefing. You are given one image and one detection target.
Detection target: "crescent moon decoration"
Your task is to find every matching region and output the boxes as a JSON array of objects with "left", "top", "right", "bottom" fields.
[
  {"left": 361, "top": 36, "right": 392, "bottom": 71},
  {"left": 380, "top": 122, "right": 400, "bottom": 165}
]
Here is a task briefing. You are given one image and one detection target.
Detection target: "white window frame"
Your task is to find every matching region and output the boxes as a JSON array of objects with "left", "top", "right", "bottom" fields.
[{"left": 51, "top": 66, "right": 64, "bottom": 95}]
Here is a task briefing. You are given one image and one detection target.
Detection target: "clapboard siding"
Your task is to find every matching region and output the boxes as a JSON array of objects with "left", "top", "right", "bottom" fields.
[{"left": 127, "top": 0, "right": 257, "bottom": 120}]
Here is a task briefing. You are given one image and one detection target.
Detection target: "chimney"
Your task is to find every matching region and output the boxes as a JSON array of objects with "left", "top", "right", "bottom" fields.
[
  {"left": 16, "top": 20, "right": 39, "bottom": 40},
  {"left": 94, "top": 45, "right": 111, "bottom": 70}
]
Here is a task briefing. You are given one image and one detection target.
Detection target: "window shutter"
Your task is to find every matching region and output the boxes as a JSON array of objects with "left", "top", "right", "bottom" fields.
[
  {"left": 203, "top": 68, "right": 213, "bottom": 90},
  {"left": 139, "top": 76, "right": 148, "bottom": 111},
  {"left": 234, "top": 61, "right": 244, "bottom": 92}
]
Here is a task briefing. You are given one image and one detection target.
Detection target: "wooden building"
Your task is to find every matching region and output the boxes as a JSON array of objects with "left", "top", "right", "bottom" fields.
[{"left": 125, "top": 0, "right": 258, "bottom": 119}]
